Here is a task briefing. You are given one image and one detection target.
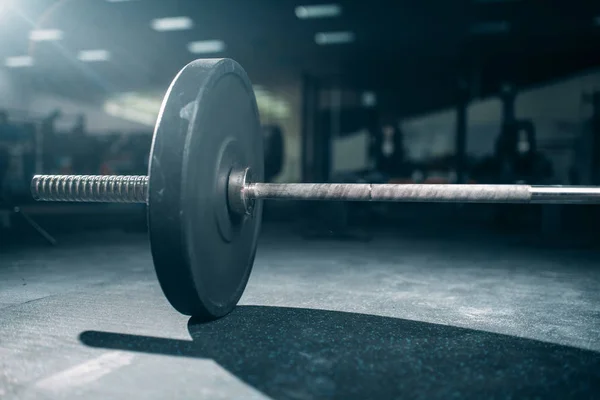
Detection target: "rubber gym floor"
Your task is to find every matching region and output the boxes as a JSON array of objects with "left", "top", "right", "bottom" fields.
[{"left": 1, "top": 214, "right": 599, "bottom": 399}]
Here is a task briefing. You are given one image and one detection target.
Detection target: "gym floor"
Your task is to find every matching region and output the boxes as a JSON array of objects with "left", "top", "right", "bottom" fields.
[{"left": 1, "top": 221, "right": 599, "bottom": 399}]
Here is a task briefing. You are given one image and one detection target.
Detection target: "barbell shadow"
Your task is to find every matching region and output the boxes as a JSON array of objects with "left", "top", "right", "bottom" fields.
[{"left": 79, "top": 305, "right": 600, "bottom": 400}]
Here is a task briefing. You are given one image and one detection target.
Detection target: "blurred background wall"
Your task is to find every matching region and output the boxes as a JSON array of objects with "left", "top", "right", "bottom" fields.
[{"left": 0, "top": 0, "right": 599, "bottom": 239}]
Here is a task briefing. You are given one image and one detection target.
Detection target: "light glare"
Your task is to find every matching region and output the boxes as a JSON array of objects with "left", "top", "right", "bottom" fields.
[
  {"left": 78, "top": 50, "right": 110, "bottom": 62},
  {"left": 315, "top": 31, "right": 355, "bottom": 45},
  {"left": 187, "top": 40, "right": 226, "bottom": 54},
  {"left": 5, "top": 56, "right": 33, "bottom": 68},
  {"left": 29, "top": 29, "right": 63, "bottom": 41},
  {"left": 295, "top": 4, "right": 341, "bottom": 19},
  {"left": 151, "top": 17, "right": 193, "bottom": 31}
]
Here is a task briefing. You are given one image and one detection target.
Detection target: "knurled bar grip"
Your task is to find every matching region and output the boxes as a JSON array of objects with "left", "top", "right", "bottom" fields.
[{"left": 31, "top": 175, "right": 148, "bottom": 203}]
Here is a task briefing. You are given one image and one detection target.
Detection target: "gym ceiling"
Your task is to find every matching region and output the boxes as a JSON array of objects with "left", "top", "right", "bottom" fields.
[{"left": 1, "top": 0, "right": 599, "bottom": 117}]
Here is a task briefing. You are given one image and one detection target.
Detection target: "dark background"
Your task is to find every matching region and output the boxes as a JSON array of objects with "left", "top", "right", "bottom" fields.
[
  {"left": 0, "top": 1, "right": 599, "bottom": 399},
  {"left": 1, "top": 0, "right": 600, "bottom": 237}
]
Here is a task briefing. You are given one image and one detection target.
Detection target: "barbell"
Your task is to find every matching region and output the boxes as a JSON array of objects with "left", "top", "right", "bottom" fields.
[{"left": 29, "top": 58, "right": 600, "bottom": 321}]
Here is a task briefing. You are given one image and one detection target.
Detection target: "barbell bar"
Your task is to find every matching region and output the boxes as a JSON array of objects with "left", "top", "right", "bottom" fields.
[
  {"left": 27, "top": 58, "right": 600, "bottom": 321},
  {"left": 30, "top": 173, "right": 600, "bottom": 210}
]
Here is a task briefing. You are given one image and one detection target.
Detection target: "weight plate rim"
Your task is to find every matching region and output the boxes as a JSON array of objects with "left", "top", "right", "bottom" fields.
[{"left": 148, "top": 58, "right": 263, "bottom": 319}]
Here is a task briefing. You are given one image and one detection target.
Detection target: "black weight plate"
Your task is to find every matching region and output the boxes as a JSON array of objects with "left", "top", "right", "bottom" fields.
[{"left": 148, "top": 59, "right": 263, "bottom": 319}]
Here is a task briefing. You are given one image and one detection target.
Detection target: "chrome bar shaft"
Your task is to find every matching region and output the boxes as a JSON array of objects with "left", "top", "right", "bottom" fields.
[
  {"left": 530, "top": 186, "right": 600, "bottom": 204},
  {"left": 246, "top": 183, "right": 600, "bottom": 204}
]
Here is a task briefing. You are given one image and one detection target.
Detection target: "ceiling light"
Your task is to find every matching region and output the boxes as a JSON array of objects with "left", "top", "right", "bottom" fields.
[
  {"left": 78, "top": 49, "right": 110, "bottom": 62},
  {"left": 315, "top": 31, "right": 355, "bottom": 45},
  {"left": 595, "top": 16, "right": 600, "bottom": 26},
  {"left": 470, "top": 21, "right": 510, "bottom": 34},
  {"left": 187, "top": 40, "right": 226, "bottom": 54},
  {"left": 29, "top": 29, "right": 63, "bottom": 41},
  {"left": 295, "top": 4, "right": 341, "bottom": 19},
  {"left": 5, "top": 56, "right": 33, "bottom": 68},
  {"left": 151, "top": 17, "right": 193, "bottom": 31}
]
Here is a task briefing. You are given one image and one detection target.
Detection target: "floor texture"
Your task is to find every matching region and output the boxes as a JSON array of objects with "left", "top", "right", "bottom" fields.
[{"left": 0, "top": 225, "right": 599, "bottom": 399}]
